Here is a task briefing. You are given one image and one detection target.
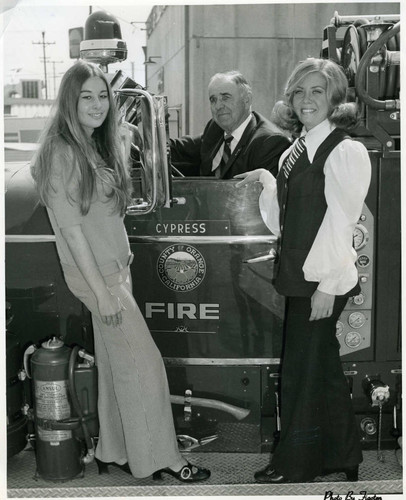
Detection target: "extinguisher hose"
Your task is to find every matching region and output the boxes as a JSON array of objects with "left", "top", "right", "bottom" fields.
[{"left": 68, "top": 346, "right": 95, "bottom": 464}]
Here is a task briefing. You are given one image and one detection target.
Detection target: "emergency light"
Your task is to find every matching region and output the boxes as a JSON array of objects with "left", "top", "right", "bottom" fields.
[{"left": 80, "top": 10, "right": 127, "bottom": 67}]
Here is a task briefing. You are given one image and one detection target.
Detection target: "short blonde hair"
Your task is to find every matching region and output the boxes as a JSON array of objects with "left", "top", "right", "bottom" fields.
[{"left": 273, "top": 58, "right": 360, "bottom": 134}]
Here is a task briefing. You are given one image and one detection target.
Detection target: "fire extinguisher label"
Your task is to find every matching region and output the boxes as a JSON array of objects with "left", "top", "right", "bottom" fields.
[
  {"left": 35, "top": 379, "right": 72, "bottom": 442},
  {"left": 37, "top": 427, "right": 71, "bottom": 442}
]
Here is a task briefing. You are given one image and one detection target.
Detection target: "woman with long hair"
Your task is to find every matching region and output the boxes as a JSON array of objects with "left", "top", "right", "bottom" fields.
[
  {"left": 235, "top": 57, "right": 371, "bottom": 483},
  {"left": 31, "top": 59, "right": 210, "bottom": 482}
]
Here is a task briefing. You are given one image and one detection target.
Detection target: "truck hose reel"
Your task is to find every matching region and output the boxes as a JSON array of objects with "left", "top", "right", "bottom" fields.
[{"left": 355, "top": 22, "right": 400, "bottom": 110}]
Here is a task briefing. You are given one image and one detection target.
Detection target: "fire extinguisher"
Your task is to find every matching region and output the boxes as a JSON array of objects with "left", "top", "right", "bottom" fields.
[{"left": 24, "top": 337, "right": 98, "bottom": 481}]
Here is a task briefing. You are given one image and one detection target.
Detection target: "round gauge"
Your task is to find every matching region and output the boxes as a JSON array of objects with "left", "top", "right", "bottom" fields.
[
  {"left": 336, "top": 321, "right": 344, "bottom": 336},
  {"left": 348, "top": 312, "right": 366, "bottom": 329},
  {"left": 351, "top": 293, "right": 365, "bottom": 306},
  {"left": 353, "top": 224, "right": 369, "bottom": 251},
  {"left": 345, "top": 331, "right": 362, "bottom": 348},
  {"left": 357, "top": 254, "right": 370, "bottom": 268}
]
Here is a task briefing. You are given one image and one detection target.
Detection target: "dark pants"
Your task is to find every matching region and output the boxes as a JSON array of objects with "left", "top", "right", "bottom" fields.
[{"left": 271, "top": 296, "right": 363, "bottom": 481}]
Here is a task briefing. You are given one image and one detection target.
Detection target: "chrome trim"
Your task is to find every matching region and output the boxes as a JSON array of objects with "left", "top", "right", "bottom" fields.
[
  {"left": 129, "top": 235, "right": 278, "bottom": 244},
  {"left": 117, "top": 88, "right": 162, "bottom": 215},
  {"left": 5, "top": 234, "right": 278, "bottom": 245},
  {"left": 163, "top": 357, "right": 281, "bottom": 366},
  {"left": 244, "top": 247, "right": 277, "bottom": 264},
  {"left": 5, "top": 235, "right": 56, "bottom": 243}
]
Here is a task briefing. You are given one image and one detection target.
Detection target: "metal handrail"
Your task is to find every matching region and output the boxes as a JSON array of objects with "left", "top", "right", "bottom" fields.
[
  {"left": 331, "top": 11, "right": 400, "bottom": 28},
  {"left": 114, "top": 88, "right": 160, "bottom": 214}
]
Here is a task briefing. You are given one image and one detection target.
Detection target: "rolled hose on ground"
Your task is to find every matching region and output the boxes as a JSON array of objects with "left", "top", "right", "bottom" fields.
[
  {"left": 68, "top": 346, "right": 95, "bottom": 464},
  {"left": 355, "top": 22, "right": 400, "bottom": 110},
  {"left": 170, "top": 395, "right": 250, "bottom": 420}
]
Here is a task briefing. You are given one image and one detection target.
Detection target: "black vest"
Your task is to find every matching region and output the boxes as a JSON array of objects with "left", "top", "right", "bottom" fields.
[{"left": 274, "top": 128, "right": 361, "bottom": 298}]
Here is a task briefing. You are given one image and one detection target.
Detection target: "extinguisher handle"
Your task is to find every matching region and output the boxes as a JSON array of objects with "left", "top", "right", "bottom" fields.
[
  {"left": 78, "top": 349, "right": 95, "bottom": 365},
  {"left": 22, "top": 344, "right": 37, "bottom": 379}
]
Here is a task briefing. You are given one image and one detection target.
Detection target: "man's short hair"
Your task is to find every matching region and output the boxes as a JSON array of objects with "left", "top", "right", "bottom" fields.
[{"left": 209, "top": 70, "right": 252, "bottom": 99}]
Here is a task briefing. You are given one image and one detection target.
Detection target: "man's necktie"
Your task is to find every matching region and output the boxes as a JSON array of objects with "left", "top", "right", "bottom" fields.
[
  {"left": 215, "top": 134, "right": 233, "bottom": 178},
  {"left": 282, "top": 135, "right": 306, "bottom": 179}
]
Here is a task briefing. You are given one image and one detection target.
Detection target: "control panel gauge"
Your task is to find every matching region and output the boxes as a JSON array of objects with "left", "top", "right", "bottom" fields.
[
  {"left": 336, "top": 321, "right": 344, "bottom": 336},
  {"left": 353, "top": 224, "right": 369, "bottom": 251},
  {"left": 348, "top": 312, "right": 366, "bottom": 328},
  {"left": 351, "top": 293, "right": 365, "bottom": 306},
  {"left": 357, "top": 254, "right": 370, "bottom": 268},
  {"left": 344, "top": 331, "right": 362, "bottom": 348}
]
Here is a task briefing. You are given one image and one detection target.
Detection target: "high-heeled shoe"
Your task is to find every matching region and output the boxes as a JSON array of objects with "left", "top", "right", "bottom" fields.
[
  {"left": 95, "top": 457, "right": 132, "bottom": 475},
  {"left": 255, "top": 468, "right": 290, "bottom": 483},
  {"left": 254, "top": 464, "right": 275, "bottom": 482},
  {"left": 153, "top": 462, "right": 210, "bottom": 483}
]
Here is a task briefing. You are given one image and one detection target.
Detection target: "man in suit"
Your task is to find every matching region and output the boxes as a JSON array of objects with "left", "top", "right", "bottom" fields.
[{"left": 169, "top": 70, "right": 291, "bottom": 178}]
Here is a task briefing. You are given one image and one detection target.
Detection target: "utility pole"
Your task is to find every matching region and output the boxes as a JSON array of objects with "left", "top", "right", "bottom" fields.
[
  {"left": 49, "top": 61, "right": 63, "bottom": 99},
  {"left": 142, "top": 46, "right": 147, "bottom": 88},
  {"left": 32, "top": 31, "right": 55, "bottom": 100}
]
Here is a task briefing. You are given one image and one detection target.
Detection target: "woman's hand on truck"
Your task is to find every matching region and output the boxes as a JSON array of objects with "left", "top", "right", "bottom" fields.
[{"left": 234, "top": 168, "right": 273, "bottom": 188}]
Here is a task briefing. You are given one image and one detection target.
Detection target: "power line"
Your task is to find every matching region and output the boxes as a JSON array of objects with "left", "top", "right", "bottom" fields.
[
  {"left": 49, "top": 60, "right": 64, "bottom": 99},
  {"left": 32, "top": 31, "right": 55, "bottom": 99}
]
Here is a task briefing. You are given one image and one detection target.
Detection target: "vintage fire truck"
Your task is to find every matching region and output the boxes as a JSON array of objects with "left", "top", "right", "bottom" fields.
[{"left": 5, "top": 8, "right": 401, "bottom": 497}]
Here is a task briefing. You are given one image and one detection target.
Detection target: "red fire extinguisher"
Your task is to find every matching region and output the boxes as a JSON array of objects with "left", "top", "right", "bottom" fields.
[{"left": 24, "top": 337, "right": 98, "bottom": 481}]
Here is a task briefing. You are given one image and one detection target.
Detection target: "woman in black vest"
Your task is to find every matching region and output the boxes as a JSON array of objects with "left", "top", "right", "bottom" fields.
[{"left": 235, "top": 58, "right": 371, "bottom": 483}]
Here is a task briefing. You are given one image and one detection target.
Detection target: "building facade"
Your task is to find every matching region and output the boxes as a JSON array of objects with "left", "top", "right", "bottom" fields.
[
  {"left": 144, "top": 2, "right": 400, "bottom": 137},
  {"left": 4, "top": 80, "right": 52, "bottom": 144}
]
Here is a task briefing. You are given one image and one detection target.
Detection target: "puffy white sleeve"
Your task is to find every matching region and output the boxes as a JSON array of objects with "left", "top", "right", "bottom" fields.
[
  {"left": 258, "top": 170, "right": 280, "bottom": 237},
  {"left": 302, "top": 139, "right": 371, "bottom": 295}
]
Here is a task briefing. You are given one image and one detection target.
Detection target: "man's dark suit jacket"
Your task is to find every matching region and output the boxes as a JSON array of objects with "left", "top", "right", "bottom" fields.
[{"left": 169, "top": 111, "right": 291, "bottom": 179}]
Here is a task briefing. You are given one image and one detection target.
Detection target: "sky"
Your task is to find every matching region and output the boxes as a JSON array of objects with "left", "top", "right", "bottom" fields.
[
  {"left": 1, "top": 0, "right": 155, "bottom": 95},
  {"left": 3, "top": 0, "right": 400, "bottom": 98}
]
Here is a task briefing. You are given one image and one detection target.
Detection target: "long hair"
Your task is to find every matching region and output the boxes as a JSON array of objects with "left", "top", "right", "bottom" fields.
[
  {"left": 272, "top": 58, "right": 360, "bottom": 135},
  {"left": 32, "top": 60, "right": 131, "bottom": 215}
]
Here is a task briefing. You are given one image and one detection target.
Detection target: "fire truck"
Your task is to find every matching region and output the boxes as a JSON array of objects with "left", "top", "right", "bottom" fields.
[{"left": 5, "top": 8, "right": 401, "bottom": 497}]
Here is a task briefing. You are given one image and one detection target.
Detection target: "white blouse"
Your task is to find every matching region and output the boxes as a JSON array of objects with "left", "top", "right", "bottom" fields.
[{"left": 259, "top": 119, "right": 371, "bottom": 296}]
